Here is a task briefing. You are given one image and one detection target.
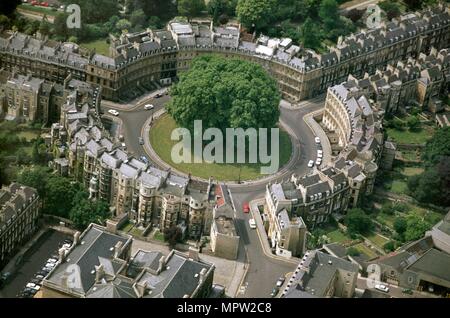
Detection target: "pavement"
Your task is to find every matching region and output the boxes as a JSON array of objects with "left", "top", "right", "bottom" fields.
[
  {"left": 356, "top": 276, "right": 439, "bottom": 298},
  {"left": 0, "top": 229, "right": 69, "bottom": 298}
]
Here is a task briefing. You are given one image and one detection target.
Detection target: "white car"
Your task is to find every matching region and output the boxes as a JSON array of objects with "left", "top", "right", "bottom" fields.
[
  {"left": 307, "top": 160, "right": 314, "bottom": 168},
  {"left": 315, "top": 137, "right": 321, "bottom": 144},
  {"left": 375, "top": 284, "right": 390, "bottom": 293},
  {"left": 249, "top": 219, "right": 257, "bottom": 229},
  {"left": 144, "top": 104, "right": 154, "bottom": 110},
  {"left": 45, "top": 263, "right": 56, "bottom": 269},
  {"left": 315, "top": 158, "right": 322, "bottom": 166},
  {"left": 108, "top": 109, "right": 119, "bottom": 116},
  {"left": 26, "top": 283, "right": 36, "bottom": 289},
  {"left": 317, "top": 152, "right": 323, "bottom": 158},
  {"left": 47, "top": 258, "right": 57, "bottom": 264}
]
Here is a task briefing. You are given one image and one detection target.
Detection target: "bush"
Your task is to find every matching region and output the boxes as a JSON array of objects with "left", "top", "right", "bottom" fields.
[
  {"left": 347, "top": 247, "right": 360, "bottom": 257},
  {"left": 383, "top": 241, "right": 396, "bottom": 252}
]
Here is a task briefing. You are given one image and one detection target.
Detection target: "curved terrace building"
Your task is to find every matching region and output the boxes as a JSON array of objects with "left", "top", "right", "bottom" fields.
[{"left": 1, "top": 5, "right": 449, "bottom": 102}]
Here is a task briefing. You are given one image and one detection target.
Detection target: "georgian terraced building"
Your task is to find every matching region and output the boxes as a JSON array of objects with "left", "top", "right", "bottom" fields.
[
  {"left": 49, "top": 78, "right": 214, "bottom": 241},
  {"left": 0, "top": 183, "right": 40, "bottom": 267},
  {"left": 0, "top": 5, "right": 449, "bottom": 102}
]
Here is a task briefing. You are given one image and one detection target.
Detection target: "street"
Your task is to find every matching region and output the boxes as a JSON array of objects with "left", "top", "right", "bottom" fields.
[
  {"left": 100, "top": 92, "right": 326, "bottom": 297},
  {"left": 0, "top": 229, "right": 69, "bottom": 298}
]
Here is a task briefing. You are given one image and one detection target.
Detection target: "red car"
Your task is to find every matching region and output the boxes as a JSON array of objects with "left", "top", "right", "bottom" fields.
[{"left": 243, "top": 202, "right": 250, "bottom": 213}]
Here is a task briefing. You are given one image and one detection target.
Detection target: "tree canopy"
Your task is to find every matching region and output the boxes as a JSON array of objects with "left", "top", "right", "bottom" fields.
[
  {"left": 178, "top": 0, "right": 206, "bottom": 18},
  {"left": 236, "top": 0, "right": 277, "bottom": 31},
  {"left": 344, "top": 208, "right": 373, "bottom": 236},
  {"left": 69, "top": 193, "right": 111, "bottom": 230},
  {"left": 423, "top": 126, "right": 450, "bottom": 164},
  {"left": 167, "top": 55, "right": 281, "bottom": 133}
]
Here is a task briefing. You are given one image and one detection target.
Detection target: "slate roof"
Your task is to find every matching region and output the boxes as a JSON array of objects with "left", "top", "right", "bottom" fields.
[{"left": 45, "top": 225, "right": 131, "bottom": 296}]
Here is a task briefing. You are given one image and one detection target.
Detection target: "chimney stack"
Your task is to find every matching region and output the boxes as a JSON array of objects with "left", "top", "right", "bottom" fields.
[
  {"left": 114, "top": 241, "right": 123, "bottom": 259},
  {"left": 199, "top": 267, "right": 207, "bottom": 285},
  {"left": 95, "top": 264, "right": 105, "bottom": 283},
  {"left": 188, "top": 247, "right": 199, "bottom": 262},
  {"left": 58, "top": 248, "right": 66, "bottom": 263},
  {"left": 135, "top": 281, "right": 148, "bottom": 298},
  {"left": 157, "top": 256, "right": 166, "bottom": 274},
  {"left": 73, "top": 231, "right": 81, "bottom": 246}
]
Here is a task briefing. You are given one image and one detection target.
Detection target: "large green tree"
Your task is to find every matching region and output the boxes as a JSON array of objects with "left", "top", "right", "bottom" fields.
[
  {"left": 69, "top": 195, "right": 111, "bottom": 230},
  {"left": 178, "top": 0, "right": 206, "bottom": 18},
  {"left": 319, "top": 0, "right": 339, "bottom": 31},
  {"left": 300, "top": 17, "right": 321, "bottom": 50},
  {"left": 423, "top": 127, "right": 450, "bottom": 164},
  {"left": 17, "top": 166, "right": 51, "bottom": 197},
  {"left": 404, "top": 214, "right": 431, "bottom": 242},
  {"left": 344, "top": 208, "right": 373, "bottom": 236},
  {"left": 236, "top": 0, "right": 277, "bottom": 31},
  {"left": 44, "top": 175, "right": 84, "bottom": 218},
  {"left": 167, "top": 55, "right": 281, "bottom": 133}
]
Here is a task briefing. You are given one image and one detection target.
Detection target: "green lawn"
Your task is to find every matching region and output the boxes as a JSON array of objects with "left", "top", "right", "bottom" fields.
[
  {"left": 353, "top": 243, "right": 378, "bottom": 259},
  {"left": 327, "top": 229, "right": 352, "bottom": 243},
  {"left": 401, "top": 150, "right": 421, "bottom": 161},
  {"left": 390, "top": 180, "right": 408, "bottom": 194},
  {"left": 401, "top": 167, "right": 424, "bottom": 177},
  {"left": 408, "top": 204, "right": 443, "bottom": 225},
  {"left": 18, "top": 4, "right": 59, "bottom": 17},
  {"left": 153, "top": 230, "right": 165, "bottom": 242},
  {"left": 386, "top": 126, "right": 434, "bottom": 145},
  {"left": 17, "top": 130, "right": 40, "bottom": 142},
  {"left": 366, "top": 232, "right": 389, "bottom": 249},
  {"left": 80, "top": 39, "right": 110, "bottom": 56},
  {"left": 376, "top": 212, "right": 396, "bottom": 228},
  {"left": 149, "top": 114, "right": 293, "bottom": 181},
  {"left": 120, "top": 222, "right": 134, "bottom": 233}
]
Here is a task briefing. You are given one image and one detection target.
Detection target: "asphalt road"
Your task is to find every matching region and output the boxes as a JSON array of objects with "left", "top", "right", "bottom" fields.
[
  {"left": 100, "top": 94, "right": 325, "bottom": 297},
  {"left": 0, "top": 229, "right": 69, "bottom": 298}
]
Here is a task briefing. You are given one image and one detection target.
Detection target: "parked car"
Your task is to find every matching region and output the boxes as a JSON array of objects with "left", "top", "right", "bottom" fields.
[
  {"left": 270, "top": 287, "right": 280, "bottom": 298},
  {"left": 375, "top": 284, "right": 390, "bottom": 293},
  {"left": 144, "top": 104, "right": 154, "bottom": 110},
  {"left": 139, "top": 137, "right": 144, "bottom": 145},
  {"left": 248, "top": 218, "right": 257, "bottom": 229},
  {"left": 36, "top": 271, "right": 48, "bottom": 277},
  {"left": 154, "top": 93, "right": 162, "bottom": 98},
  {"left": 140, "top": 156, "right": 149, "bottom": 164},
  {"left": 31, "top": 278, "right": 41, "bottom": 285},
  {"left": 317, "top": 152, "right": 323, "bottom": 158},
  {"left": 315, "top": 137, "right": 321, "bottom": 144},
  {"left": 26, "top": 283, "right": 37, "bottom": 289},
  {"left": 243, "top": 202, "right": 250, "bottom": 213},
  {"left": 276, "top": 277, "right": 285, "bottom": 287},
  {"left": 108, "top": 109, "right": 119, "bottom": 116},
  {"left": 35, "top": 275, "right": 44, "bottom": 280},
  {"left": 315, "top": 158, "right": 322, "bottom": 166},
  {"left": 47, "top": 258, "right": 57, "bottom": 264},
  {"left": 402, "top": 288, "right": 413, "bottom": 295},
  {"left": 307, "top": 160, "right": 314, "bottom": 168},
  {"left": 41, "top": 267, "right": 50, "bottom": 273}
]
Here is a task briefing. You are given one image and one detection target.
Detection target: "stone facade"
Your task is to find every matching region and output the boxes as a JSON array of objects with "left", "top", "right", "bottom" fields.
[
  {"left": 210, "top": 184, "right": 239, "bottom": 260},
  {"left": 49, "top": 79, "right": 214, "bottom": 241},
  {"left": 1, "top": 6, "right": 449, "bottom": 102},
  {"left": 0, "top": 183, "right": 40, "bottom": 267}
]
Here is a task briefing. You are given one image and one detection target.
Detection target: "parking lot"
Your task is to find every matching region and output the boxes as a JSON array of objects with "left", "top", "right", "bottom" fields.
[{"left": 0, "top": 229, "right": 70, "bottom": 298}]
